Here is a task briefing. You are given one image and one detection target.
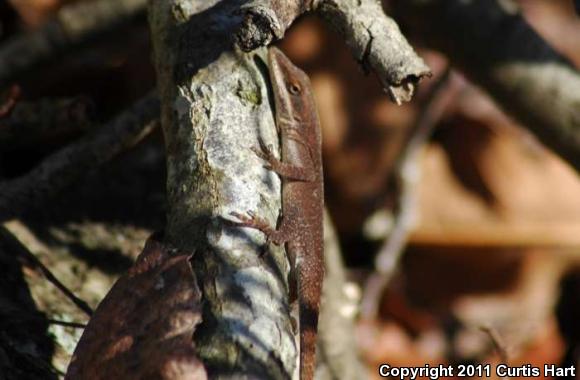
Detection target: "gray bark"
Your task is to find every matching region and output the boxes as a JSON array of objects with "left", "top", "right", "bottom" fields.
[{"left": 148, "top": 1, "right": 296, "bottom": 378}]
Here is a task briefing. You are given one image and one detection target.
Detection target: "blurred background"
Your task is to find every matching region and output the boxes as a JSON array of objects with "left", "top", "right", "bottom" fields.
[{"left": 0, "top": 0, "right": 578, "bottom": 378}]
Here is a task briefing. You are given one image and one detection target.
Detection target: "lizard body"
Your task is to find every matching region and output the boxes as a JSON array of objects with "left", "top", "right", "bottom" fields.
[{"left": 232, "top": 47, "right": 324, "bottom": 380}]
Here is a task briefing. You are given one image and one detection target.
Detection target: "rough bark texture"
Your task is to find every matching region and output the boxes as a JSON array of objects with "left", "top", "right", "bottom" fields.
[
  {"left": 148, "top": 1, "right": 296, "bottom": 378},
  {"left": 393, "top": 0, "right": 580, "bottom": 172},
  {"left": 0, "top": 0, "right": 147, "bottom": 86},
  {"left": 237, "top": 0, "right": 431, "bottom": 104},
  {"left": 316, "top": 0, "right": 430, "bottom": 104},
  {"left": 236, "top": 0, "right": 311, "bottom": 51}
]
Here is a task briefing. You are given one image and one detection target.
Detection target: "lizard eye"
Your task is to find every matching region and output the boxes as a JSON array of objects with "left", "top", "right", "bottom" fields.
[{"left": 288, "top": 82, "right": 301, "bottom": 95}]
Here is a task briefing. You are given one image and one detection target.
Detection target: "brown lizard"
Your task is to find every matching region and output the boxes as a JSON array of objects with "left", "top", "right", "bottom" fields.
[{"left": 231, "top": 47, "right": 324, "bottom": 380}]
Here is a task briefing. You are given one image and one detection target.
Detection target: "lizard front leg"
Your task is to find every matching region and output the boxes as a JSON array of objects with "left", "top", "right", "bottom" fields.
[{"left": 253, "top": 137, "right": 316, "bottom": 182}]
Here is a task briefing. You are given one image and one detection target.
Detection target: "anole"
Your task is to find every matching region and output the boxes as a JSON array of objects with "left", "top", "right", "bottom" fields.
[{"left": 232, "top": 47, "right": 324, "bottom": 380}]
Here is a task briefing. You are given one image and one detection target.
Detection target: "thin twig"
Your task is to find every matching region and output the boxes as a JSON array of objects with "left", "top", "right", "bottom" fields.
[
  {"left": 9, "top": 315, "right": 87, "bottom": 328},
  {"left": 0, "top": 92, "right": 159, "bottom": 222},
  {"left": 47, "top": 319, "right": 87, "bottom": 329},
  {"left": 480, "top": 325, "right": 510, "bottom": 380},
  {"left": 361, "top": 68, "right": 458, "bottom": 318},
  {"left": 0, "top": 226, "right": 93, "bottom": 317}
]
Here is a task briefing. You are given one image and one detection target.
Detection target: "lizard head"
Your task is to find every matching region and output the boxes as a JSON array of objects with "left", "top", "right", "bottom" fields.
[{"left": 268, "top": 47, "right": 316, "bottom": 126}]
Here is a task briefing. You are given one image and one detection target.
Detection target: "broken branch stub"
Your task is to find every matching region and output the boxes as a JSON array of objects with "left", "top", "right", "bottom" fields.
[
  {"left": 236, "top": 0, "right": 431, "bottom": 104},
  {"left": 236, "top": 0, "right": 312, "bottom": 51},
  {"left": 317, "top": 0, "right": 431, "bottom": 104}
]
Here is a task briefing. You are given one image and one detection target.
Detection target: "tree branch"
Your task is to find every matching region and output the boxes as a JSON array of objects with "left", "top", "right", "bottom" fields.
[
  {"left": 237, "top": 0, "right": 431, "bottom": 104},
  {"left": 316, "top": 0, "right": 431, "bottom": 104},
  {"left": 393, "top": 0, "right": 580, "bottom": 171},
  {"left": 361, "top": 68, "right": 458, "bottom": 318},
  {"left": 149, "top": 1, "right": 296, "bottom": 377},
  {"left": 0, "top": 226, "right": 93, "bottom": 317},
  {"left": 0, "top": 92, "right": 158, "bottom": 222},
  {"left": 236, "top": 0, "right": 313, "bottom": 51}
]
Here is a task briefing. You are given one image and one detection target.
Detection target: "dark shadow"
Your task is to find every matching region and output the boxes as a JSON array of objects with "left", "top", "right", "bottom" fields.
[
  {"left": 220, "top": 215, "right": 288, "bottom": 286},
  {"left": 20, "top": 134, "right": 167, "bottom": 230},
  {"left": 202, "top": 318, "right": 292, "bottom": 380},
  {"left": 556, "top": 269, "right": 580, "bottom": 379},
  {"left": 174, "top": 0, "right": 248, "bottom": 86},
  {"left": 16, "top": 137, "right": 164, "bottom": 274},
  {"left": 65, "top": 243, "right": 133, "bottom": 274},
  {"left": 20, "top": 224, "right": 135, "bottom": 275},
  {"left": 0, "top": 228, "right": 57, "bottom": 380}
]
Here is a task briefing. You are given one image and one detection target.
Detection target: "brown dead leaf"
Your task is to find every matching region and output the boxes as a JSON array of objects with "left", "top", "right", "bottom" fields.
[{"left": 65, "top": 236, "right": 206, "bottom": 380}]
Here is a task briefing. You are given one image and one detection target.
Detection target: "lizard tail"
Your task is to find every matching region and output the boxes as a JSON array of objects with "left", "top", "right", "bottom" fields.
[{"left": 298, "top": 261, "right": 324, "bottom": 380}]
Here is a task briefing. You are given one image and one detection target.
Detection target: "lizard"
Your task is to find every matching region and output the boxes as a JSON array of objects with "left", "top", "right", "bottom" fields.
[{"left": 231, "top": 47, "right": 324, "bottom": 380}]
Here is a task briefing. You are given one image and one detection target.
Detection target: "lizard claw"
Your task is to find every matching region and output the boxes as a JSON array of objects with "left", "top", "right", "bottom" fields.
[
  {"left": 229, "top": 211, "right": 242, "bottom": 219},
  {"left": 251, "top": 146, "right": 268, "bottom": 161},
  {"left": 250, "top": 148, "right": 274, "bottom": 170},
  {"left": 230, "top": 211, "right": 254, "bottom": 225},
  {"left": 253, "top": 137, "right": 277, "bottom": 165},
  {"left": 257, "top": 136, "right": 270, "bottom": 153},
  {"left": 229, "top": 210, "right": 282, "bottom": 244}
]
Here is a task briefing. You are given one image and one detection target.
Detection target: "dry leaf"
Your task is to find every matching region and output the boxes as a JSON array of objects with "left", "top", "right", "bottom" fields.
[{"left": 66, "top": 236, "right": 206, "bottom": 380}]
